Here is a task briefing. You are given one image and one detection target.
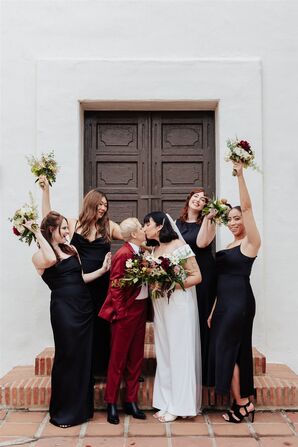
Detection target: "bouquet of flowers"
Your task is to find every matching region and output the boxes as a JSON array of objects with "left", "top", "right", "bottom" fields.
[
  {"left": 202, "top": 197, "right": 231, "bottom": 225},
  {"left": 112, "top": 252, "right": 152, "bottom": 289},
  {"left": 113, "top": 251, "right": 189, "bottom": 301},
  {"left": 27, "top": 150, "right": 59, "bottom": 186},
  {"left": 146, "top": 253, "right": 188, "bottom": 300},
  {"left": 9, "top": 193, "right": 39, "bottom": 245},
  {"left": 225, "top": 138, "right": 260, "bottom": 176}
]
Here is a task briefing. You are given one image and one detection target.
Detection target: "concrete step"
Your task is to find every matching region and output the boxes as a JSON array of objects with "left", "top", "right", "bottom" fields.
[
  {"left": 34, "top": 345, "right": 266, "bottom": 377},
  {"left": 1, "top": 363, "right": 297, "bottom": 410}
]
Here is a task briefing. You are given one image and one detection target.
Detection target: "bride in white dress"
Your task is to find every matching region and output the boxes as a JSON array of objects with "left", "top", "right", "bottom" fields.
[{"left": 143, "top": 211, "right": 202, "bottom": 422}]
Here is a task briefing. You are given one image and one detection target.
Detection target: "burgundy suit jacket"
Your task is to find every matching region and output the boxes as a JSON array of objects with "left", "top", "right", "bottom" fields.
[{"left": 99, "top": 242, "right": 143, "bottom": 322}]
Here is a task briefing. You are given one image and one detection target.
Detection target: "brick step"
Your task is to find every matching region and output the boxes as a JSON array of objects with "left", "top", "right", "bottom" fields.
[
  {"left": 35, "top": 345, "right": 266, "bottom": 377},
  {"left": 1, "top": 363, "right": 297, "bottom": 410},
  {"left": 34, "top": 324, "right": 266, "bottom": 377},
  {"left": 34, "top": 344, "right": 157, "bottom": 377}
]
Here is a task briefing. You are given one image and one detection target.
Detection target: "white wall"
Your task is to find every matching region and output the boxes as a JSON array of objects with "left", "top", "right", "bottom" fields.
[{"left": 1, "top": 0, "right": 298, "bottom": 376}]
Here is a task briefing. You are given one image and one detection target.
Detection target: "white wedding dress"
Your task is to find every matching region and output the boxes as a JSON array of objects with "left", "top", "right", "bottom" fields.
[{"left": 152, "top": 244, "right": 202, "bottom": 416}]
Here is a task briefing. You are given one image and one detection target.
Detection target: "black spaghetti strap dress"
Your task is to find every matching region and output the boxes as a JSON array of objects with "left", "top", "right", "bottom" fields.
[
  {"left": 42, "top": 256, "right": 94, "bottom": 426},
  {"left": 176, "top": 219, "right": 216, "bottom": 385},
  {"left": 71, "top": 230, "right": 111, "bottom": 376},
  {"left": 208, "top": 245, "right": 256, "bottom": 397}
]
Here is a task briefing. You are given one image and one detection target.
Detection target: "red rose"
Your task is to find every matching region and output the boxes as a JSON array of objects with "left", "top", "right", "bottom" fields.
[
  {"left": 238, "top": 140, "right": 252, "bottom": 153},
  {"left": 159, "top": 256, "right": 171, "bottom": 270},
  {"left": 13, "top": 226, "right": 21, "bottom": 236}
]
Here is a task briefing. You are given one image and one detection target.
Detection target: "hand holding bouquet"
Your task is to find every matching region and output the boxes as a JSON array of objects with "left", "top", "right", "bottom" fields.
[
  {"left": 202, "top": 197, "right": 231, "bottom": 226},
  {"left": 27, "top": 150, "right": 59, "bottom": 186},
  {"left": 146, "top": 253, "right": 188, "bottom": 300},
  {"left": 112, "top": 253, "right": 151, "bottom": 288},
  {"left": 225, "top": 138, "right": 260, "bottom": 176},
  {"left": 9, "top": 193, "right": 39, "bottom": 245},
  {"left": 114, "top": 251, "right": 189, "bottom": 301}
]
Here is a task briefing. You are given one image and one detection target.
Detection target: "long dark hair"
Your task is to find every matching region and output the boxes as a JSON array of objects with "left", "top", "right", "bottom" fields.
[
  {"left": 144, "top": 211, "right": 179, "bottom": 243},
  {"left": 77, "top": 189, "right": 110, "bottom": 242},
  {"left": 179, "top": 187, "right": 207, "bottom": 224},
  {"left": 41, "top": 211, "right": 76, "bottom": 261}
]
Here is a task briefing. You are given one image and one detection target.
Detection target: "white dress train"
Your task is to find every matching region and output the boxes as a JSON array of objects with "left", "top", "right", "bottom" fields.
[{"left": 152, "top": 244, "right": 202, "bottom": 416}]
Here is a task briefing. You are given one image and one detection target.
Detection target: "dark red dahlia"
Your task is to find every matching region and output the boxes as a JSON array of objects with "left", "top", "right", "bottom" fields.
[
  {"left": 159, "top": 256, "right": 171, "bottom": 270},
  {"left": 238, "top": 140, "right": 252, "bottom": 153},
  {"left": 13, "top": 226, "right": 21, "bottom": 236}
]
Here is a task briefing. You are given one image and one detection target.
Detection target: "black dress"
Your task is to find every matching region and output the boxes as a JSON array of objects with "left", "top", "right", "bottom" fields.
[
  {"left": 208, "top": 245, "right": 256, "bottom": 397},
  {"left": 42, "top": 256, "right": 94, "bottom": 426},
  {"left": 71, "top": 231, "right": 111, "bottom": 376},
  {"left": 176, "top": 219, "right": 216, "bottom": 385}
]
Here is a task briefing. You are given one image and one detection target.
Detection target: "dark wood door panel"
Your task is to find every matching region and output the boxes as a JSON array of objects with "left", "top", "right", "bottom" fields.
[
  {"left": 84, "top": 111, "right": 149, "bottom": 203},
  {"left": 84, "top": 111, "right": 215, "bottom": 226}
]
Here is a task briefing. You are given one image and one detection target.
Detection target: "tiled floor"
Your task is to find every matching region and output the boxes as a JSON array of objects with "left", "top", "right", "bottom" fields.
[{"left": 0, "top": 410, "right": 297, "bottom": 446}]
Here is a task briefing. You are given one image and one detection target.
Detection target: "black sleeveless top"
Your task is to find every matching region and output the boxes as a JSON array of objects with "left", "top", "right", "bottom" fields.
[
  {"left": 70, "top": 225, "right": 111, "bottom": 274},
  {"left": 42, "top": 255, "right": 85, "bottom": 291},
  {"left": 70, "top": 228, "right": 111, "bottom": 308},
  {"left": 176, "top": 220, "right": 213, "bottom": 257},
  {"left": 216, "top": 245, "right": 256, "bottom": 277}
]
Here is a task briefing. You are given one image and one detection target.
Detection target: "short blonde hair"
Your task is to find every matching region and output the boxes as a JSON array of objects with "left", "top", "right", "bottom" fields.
[{"left": 120, "top": 217, "right": 141, "bottom": 242}]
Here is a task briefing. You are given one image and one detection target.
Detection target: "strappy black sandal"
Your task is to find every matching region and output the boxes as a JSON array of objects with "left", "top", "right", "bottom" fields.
[
  {"left": 222, "top": 409, "right": 244, "bottom": 423},
  {"left": 232, "top": 400, "right": 255, "bottom": 423}
]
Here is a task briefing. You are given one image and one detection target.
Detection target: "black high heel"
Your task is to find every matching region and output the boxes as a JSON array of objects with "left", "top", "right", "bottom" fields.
[
  {"left": 234, "top": 400, "right": 255, "bottom": 423},
  {"left": 222, "top": 409, "right": 244, "bottom": 423}
]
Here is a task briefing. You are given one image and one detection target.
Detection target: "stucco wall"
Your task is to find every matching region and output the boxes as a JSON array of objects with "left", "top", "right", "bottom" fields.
[{"left": 1, "top": 0, "right": 298, "bottom": 376}]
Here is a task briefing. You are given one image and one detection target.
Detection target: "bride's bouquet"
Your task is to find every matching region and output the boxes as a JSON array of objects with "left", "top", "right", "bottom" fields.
[
  {"left": 114, "top": 251, "right": 189, "bottom": 301},
  {"left": 225, "top": 138, "right": 260, "bottom": 176},
  {"left": 9, "top": 193, "right": 39, "bottom": 246},
  {"left": 146, "top": 253, "right": 187, "bottom": 300},
  {"left": 27, "top": 150, "right": 59, "bottom": 186},
  {"left": 202, "top": 197, "right": 231, "bottom": 225}
]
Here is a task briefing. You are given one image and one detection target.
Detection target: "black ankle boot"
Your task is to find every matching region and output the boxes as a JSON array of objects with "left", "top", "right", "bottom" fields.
[
  {"left": 123, "top": 402, "right": 146, "bottom": 419},
  {"left": 107, "top": 403, "right": 119, "bottom": 424}
]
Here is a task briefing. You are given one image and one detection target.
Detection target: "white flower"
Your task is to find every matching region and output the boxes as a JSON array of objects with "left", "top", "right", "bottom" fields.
[
  {"left": 168, "top": 254, "right": 179, "bottom": 265},
  {"left": 126, "top": 259, "right": 133, "bottom": 268}
]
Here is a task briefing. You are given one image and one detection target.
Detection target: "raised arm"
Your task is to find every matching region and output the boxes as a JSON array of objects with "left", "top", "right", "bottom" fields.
[
  {"left": 38, "top": 175, "right": 52, "bottom": 218},
  {"left": 23, "top": 223, "right": 57, "bottom": 274},
  {"left": 109, "top": 220, "right": 123, "bottom": 240},
  {"left": 233, "top": 162, "right": 261, "bottom": 256},
  {"left": 196, "top": 211, "right": 216, "bottom": 248}
]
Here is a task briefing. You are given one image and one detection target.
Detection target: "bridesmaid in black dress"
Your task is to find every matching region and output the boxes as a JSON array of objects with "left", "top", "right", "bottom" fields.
[
  {"left": 28, "top": 211, "right": 111, "bottom": 427},
  {"left": 176, "top": 188, "right": 217, "bottom": 385},
  {"left": 39, "top": 176, "right": 122, "bottom": 376},
  {"left": 207, "top": 161, "right": 261, "bottom": 423}
]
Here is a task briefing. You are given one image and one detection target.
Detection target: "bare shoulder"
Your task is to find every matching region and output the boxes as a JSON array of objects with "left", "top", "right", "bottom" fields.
[
  {"left": 173, "top": 239, "right": 185, "bottom": 248},
  {"left": 68, "top": 218, "right": 77, "bottom": 229}
]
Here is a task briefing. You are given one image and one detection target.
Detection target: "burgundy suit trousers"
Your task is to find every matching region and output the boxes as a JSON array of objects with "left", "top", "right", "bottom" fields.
[{"left": 105, "top": 299, "right": 147, "bottom": 403}]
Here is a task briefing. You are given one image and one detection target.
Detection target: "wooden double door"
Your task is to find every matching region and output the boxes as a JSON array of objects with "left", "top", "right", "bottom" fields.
[{"left": 84, "top": 111, "right": 215, "bottom": 224}]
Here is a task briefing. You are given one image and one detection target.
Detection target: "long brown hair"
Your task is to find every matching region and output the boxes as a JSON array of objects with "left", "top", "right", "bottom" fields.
[
  {"left": 41, "top": 211, "right": 76, "bottom": 261},
  {"left": 179, "top": 187, "right": 207, "bottom": 224},
  {"left": 77, "top": 189, "right": 110, "bottom": 241}
]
